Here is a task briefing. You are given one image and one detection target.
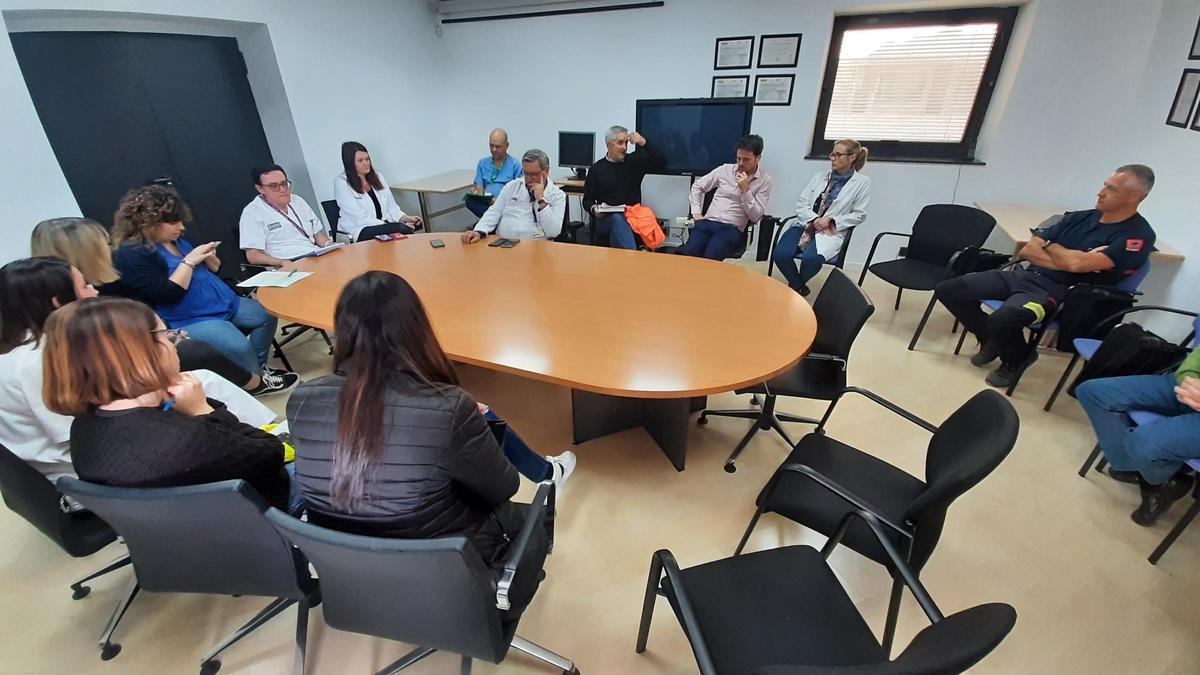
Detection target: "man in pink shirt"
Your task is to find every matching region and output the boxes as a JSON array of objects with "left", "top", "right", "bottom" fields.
[{"left": 681, "top": 135, "right": 773, "bottom": 260}]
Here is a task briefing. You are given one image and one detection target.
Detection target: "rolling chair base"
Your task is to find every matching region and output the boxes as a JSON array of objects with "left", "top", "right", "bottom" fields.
[
  {"left": 70, "top": 552, "right": 132, "bottom": 600},
  {"left": 698, "top": 395, "right": 825, "bottom": 472},
  {"left": 377, "top": 636, "right": 577, "bottom": 675}
]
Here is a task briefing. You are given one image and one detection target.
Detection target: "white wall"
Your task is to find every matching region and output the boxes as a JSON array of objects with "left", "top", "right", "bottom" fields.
[{"left": 0, "top": 0, "right": 449, "bottom": 257}]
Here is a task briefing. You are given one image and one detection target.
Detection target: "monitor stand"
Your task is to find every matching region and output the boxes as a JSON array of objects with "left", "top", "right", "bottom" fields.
[{"left": 572, "top": 167, "right": 587, "bottom": 181}]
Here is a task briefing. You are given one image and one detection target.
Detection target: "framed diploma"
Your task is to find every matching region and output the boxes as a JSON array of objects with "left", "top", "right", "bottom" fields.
[
  {"left": 1166, "top": 69, "right": 1200, "bottom": 128},
  {"left": 758, "top": 33, "right": 802, "bottom": 68},
  {"left": 1191, "top": 14, "right": 1200, "bottom": 59},
  {"left": 714, "top": 36, "right": 754, "bottom": 70},
  {"left": 754, "top": 74, "right": 795, "bottom": 106},
  {"left": 711, "top": 75, "right": 750, "bottom": 98}
]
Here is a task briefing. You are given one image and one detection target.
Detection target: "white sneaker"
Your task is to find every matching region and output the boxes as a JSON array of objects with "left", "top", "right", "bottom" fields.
[{"left": 546, "top": 450, "right": 577, "bottom": 493}]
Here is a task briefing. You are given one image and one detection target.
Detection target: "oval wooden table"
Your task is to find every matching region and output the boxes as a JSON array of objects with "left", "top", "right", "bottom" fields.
[{"left": 259, "top": 234, "right": 817, "bottom": 470}]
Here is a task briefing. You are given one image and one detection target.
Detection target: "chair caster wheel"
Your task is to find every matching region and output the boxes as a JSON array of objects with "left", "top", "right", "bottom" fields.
[
  {"left": 200, "top": 659, "right": 221, "bottom": 674},
  {"left": 697, "top": 416, "right": 708, "bottom": 426},
  {"left": 750, "top": 396, "right": 761, "bottom": 406},
  {"left": 71, "top": 584, "right": 91, "bottom": 600},
  {"left": 723, "top": 463, "right": 737, "bottom": 474},
  {"left": 101, "top": 643, "right": 122, "bottom": 660},
  {"left": 562, "top": 669, "right": 580, "bottom": 675}
]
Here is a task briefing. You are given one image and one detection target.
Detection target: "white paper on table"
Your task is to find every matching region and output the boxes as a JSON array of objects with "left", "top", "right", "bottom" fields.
[{"left": 237, "top": 271, "right": 312, "bottom": 288}]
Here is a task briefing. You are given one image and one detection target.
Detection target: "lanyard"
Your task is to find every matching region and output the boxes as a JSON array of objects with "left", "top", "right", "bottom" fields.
[
  {"left": 487, "top": 160, "right": 505, "bottom": 186},
  {"left": 262, "top": 197, "right": 312, "bottom": 242}
]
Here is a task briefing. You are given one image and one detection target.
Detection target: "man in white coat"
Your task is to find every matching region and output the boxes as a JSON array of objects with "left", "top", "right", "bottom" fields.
[
  {"left": 771, "top": 139, "right": 871, "bottom": 295},
  {"left": 461, "top": 149, "right": 566, "bottom": 243}
]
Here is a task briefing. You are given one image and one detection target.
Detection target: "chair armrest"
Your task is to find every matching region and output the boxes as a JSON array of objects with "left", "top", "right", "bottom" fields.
[
  {"left": 833, "top": 386, "right": 939, "bottom": 433},
  {"left": 801, "top": 352, "right": 847, "bottom": 371},
  {"left": 764, "top": 216, "right": 797, "bottom": 276},
  {"left": 654, "top": 549, "right": 719, "bottom": 675},
  {"left": 496, "top": 481, "right": 554, "bottom": 611},
  {"left": 858, "top": 231, "right": 912, "bottom": 285},
  {"left": 832, "top": 509, "right": 942, "bottom": 622},
  {"left": 770, "top": 464, "right": 913, "bottom": 540}
]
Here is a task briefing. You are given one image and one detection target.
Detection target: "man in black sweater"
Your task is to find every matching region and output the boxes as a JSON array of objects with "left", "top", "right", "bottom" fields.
[{"left": 582, "top": 126, "right": 666, "bottom": 249}]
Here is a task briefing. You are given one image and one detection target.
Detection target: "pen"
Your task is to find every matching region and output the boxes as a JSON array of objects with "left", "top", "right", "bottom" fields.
[
  {"left": 287, "top": 268, "right": 298, "bottom": 278},
  {"left": 162, "top": 397, "right": 175, "bottom": 412}
]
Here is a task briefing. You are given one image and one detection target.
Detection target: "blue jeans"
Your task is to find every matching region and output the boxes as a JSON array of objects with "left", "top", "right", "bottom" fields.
[
  {"left": 681, "top": 219, "right": 744, "bottom": 260},
  {"left": 594, "top": 212, "right": 636, "bottom": 249},
  {"left": 466, "top": 198, "right": 491, "bottom": 218},
  {"left": 771, "top": 226, "right": 826, "bottom": 290},
  {"left": 484, "top": 411, "right": 552, "bottom": 482},
  {"left": 183, "top": 297, "right": 277, "bottom": 374},
  {"left": 1076, "top": 373, "right": 1200, "bottom": 485},
  {"left": 284, "top": 462, "right": 307, "bottom": 516}
]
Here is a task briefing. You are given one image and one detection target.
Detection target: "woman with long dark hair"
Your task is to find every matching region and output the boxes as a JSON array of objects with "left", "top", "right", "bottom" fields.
[
  {"left": 286, "top": 271, "right": 573, "bottom": 616},
  {"left": 333, "top": 141, "right": 421, "bottom": 242}
]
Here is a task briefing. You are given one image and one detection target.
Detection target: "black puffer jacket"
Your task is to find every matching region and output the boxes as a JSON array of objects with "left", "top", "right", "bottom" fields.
[{"left": 286, "top": 372, "right": 519, "bottom": 553}]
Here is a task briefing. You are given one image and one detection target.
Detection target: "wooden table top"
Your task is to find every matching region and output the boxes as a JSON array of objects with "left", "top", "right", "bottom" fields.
[
  {"left": 975, "top": 201, "right": 1185, "bottom": 261},
  {"left": 258, "top": 234, "right": 817, "bottom": 398},
  {"left": 390, "top": 169, "right": 476, "bottom": 195}
]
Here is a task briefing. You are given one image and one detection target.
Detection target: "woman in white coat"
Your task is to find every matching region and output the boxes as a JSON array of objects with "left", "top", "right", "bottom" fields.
[
  {"left": 334, "top": 141, "right": 422, "bottom": 242},
  {"left": 772, "top": 139, "right": 871, "bottom": 295}
]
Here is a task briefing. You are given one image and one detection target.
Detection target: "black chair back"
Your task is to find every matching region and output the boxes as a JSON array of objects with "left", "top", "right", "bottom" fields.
[
  {"left": 905, "top": 390, "right": 1019, "bottom": 569},
  {"left": 58, "top": 478, "right": 313, "bottom": 600},
  {"left": 265, "top": 509, "right": 509, "bottom": 663},
  {"left": 809, "top": 268, "right": 875, "bottom": 358},
  {"left": 320, "top": 199, "right": 342, "bottom": 240},
  {"left": 905, "top": 205, "right": 996, "bottom": 269},
  {"left": 0, "top": 443, "right": 116, "bottom": 557},
  {"left": 829, "top": 225, "right": 856, "bottom": 269}
]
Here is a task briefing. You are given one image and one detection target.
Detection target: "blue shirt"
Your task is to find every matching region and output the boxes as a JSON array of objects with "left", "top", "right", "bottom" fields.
[
  {"left": 113, "top": 238, "right": 239, "bottom": 328},
  {"left": 473, "top": 155, "right": 522, "bottom": 198}
]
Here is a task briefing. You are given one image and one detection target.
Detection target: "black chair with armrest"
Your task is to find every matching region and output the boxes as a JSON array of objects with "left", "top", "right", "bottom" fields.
[
  {"left": 320, "top": 199, "right": 346, "bottom": 242},
  {"left": 635, "top": 507, "right": 1016, "bottom": 674},
  {"left": 857, "top": 204, "right": 996, "bottom": 338},
  {"left": 766, "top": 216, "right": 858, "bottom": 277},
  {"left": 57, "top": 478, "right": 319, "bottom": 672},
  {"left": 732, "top": 388, "right": 1019, "bottom": 654},
  {"left": 698, "top": 268, "right": 874, "bottom": 472},
  {"left": 264, "top": 482, "right": 578, "bottom": 675},
  {"left": 0, "top": 442, "right": 131, "bottom": 601}
]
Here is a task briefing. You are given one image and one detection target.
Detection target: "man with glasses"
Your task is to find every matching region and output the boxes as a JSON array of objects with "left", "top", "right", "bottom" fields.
[
  {"left": 935, "top": 165, "right": 1158, "bottom": 388},
  {"left": 461, "top": 149, "right": 565, "bottom": 243},
  {"left": 240, "top": 164, "right": 332, "bottom": 268}
]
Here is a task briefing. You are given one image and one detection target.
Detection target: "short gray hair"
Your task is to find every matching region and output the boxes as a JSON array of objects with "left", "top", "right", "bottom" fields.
[
  {"left": 1115, "top": 164, "right": 1155, "bottom": 193},
  {"left": 521, "top": 148, "right": 550, "bottom": 170},
  {"left": 604, "top": 125, "right": 628, "bottom": 144}
]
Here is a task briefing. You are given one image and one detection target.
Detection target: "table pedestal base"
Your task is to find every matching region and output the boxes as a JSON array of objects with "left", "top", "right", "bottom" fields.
[{"left": 570, "top": 391, "right": 706, "bottom": 471}]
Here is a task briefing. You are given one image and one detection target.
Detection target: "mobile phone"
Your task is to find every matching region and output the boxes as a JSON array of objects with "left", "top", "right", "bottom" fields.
[
  {"left": 376, "top": 234, "right": 392, "bottom": 241},
  {"left": 430, "top": 239, "right": 445, "bottom": 248},
  {"left": 209, "top": 240, "right": 222, "bottom": 248},
  {"left": 499, "top": 239, "right": 519, "bottom": 248},
  {"left": 488, "top": 238, "right": 506, "bottom": 247}
]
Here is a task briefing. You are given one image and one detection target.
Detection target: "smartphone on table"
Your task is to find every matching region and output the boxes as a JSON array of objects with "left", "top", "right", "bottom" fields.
[{"left": 430, "top": 239, "right": 445, "bottom": 248}]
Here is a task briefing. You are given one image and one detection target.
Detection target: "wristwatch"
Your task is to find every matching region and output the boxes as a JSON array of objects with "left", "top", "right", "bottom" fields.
[{"left": 181, "top": 260, "right": 196, "bottom": 269}]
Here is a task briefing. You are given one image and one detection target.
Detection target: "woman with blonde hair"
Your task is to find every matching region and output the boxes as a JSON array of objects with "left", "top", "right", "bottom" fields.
[
  {"left": 31, "top": 216, "right": 295, "bottom": 397},
  {"left": 771, "top": 138, "right": 872, "bottom": 296}
]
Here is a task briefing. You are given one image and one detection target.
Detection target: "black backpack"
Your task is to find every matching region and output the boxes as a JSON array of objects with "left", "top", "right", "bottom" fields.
[
  {"left": 1053, "top": 284, "right": 1137, "bottom": 353},
  {"left": 1068, "top": 322, "right": 1190, "bottom": 397}
]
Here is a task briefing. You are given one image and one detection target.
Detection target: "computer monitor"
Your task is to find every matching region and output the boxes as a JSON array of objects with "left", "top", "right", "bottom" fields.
[{"left": 558, "top": 131, "right": 595, "bottom": 180}]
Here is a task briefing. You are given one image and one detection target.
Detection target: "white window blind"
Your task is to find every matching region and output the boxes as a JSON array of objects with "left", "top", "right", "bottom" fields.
[{"left": 824, "top": 23, "right": 1000, "bottom": 143}]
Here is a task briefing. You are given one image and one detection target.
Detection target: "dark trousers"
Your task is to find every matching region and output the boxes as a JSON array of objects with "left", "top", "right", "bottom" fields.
[
  {"left": 355, "top": 222, "right": 414, "bottom": 242},
  {"left": 593, "top": 212, "right": 637, "bottom": 249},
  {"left": 681, "top": 219, "right": 744, "bottom": 260},
  {"left": 484, "top": 411, "right": 552, "bottom": 482},
  {"left": 474, "top": 501, "right": 552, "bottom": 618},
  {"left": 934, "top": 268, "right": 1067, "bottom": 365},
  {"left": 175, "top": 338, "right": 253, "bottom": 388},
  {"left": 465, "top": 198, "right": 491, "bottom": 218},
  {"left": 772, "top": 226, "right": 827, "bottom": 291}
]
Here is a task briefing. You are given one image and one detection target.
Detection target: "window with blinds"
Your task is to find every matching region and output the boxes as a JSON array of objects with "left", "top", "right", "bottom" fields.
[{"left": 810, "top": 7, "right": 1019, "bottom": 163}]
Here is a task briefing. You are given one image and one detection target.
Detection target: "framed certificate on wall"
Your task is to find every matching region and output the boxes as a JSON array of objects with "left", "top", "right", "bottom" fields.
[
  {"left": 758, "top": 33, "right": 801, "bottom": 68},
  {"left": 714, "top": 36, "right": 754, "bottom": 70},
  {"left": 754, "top": 74, "right": 795, "bottom": 106},
  {"left": 711, "top": 75, "right": 750, "bottom": 98},
  {"left": 1167, "top": 69, "right": 1200, "bottom": 128}
]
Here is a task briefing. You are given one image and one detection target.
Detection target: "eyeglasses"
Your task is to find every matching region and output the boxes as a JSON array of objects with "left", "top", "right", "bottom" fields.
[
  {"left": 151, "top": 328, "right": 188, "bottom": 345},
  {"left": 261, "top": 180, "right": 293, "bottom": 191},
  {"left": 829, "top": 152, "right": 853, "bottom": 159}
]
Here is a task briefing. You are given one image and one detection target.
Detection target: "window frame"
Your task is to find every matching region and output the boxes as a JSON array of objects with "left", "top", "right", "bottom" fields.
[{"left": 808, "top": 6, "right": 1020, "bottom": 165}]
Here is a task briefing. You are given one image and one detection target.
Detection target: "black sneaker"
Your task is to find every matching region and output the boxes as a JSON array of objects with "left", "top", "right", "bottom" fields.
[
  {"left": 985, "top": 352, "right": 1038, "bottom": 388},
  {"left": 262, "top": 366, "right": 290, "bottom": 378},
  {"left": 250, "top": 370, "right": 300, "bottom": 397},
  {"left": 1107, "top": 469, "right": 1141, "bottom": 484},
  {"left": 970, "top": 344, "right": 999, "bottom": 368},
  {"left": 798, "top": 284, "right": 811, "bottom": 297},
  {"left": 1131, "top": 473, "right": 1194, "bottom": 526}
]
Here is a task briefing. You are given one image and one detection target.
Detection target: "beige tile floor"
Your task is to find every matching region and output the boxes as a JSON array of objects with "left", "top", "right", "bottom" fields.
[{"left": 2, "top": 261, "right": 1197, "bottom": 674}]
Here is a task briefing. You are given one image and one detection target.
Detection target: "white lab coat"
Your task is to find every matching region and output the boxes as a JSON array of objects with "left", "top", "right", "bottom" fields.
[
  {"left": 334, "top": 171, "right": 407, "bottom": 241},
  {"left": 473, "top": 178, "right": 566, "bottom": 240},
  {"left": 792, "top": 171, "right": 871, "bottom": 258}
]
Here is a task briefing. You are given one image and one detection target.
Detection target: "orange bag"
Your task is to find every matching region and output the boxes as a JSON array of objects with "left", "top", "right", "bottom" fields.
[{"left": 624, "top": 204, "right": 665, "bottom": 250}]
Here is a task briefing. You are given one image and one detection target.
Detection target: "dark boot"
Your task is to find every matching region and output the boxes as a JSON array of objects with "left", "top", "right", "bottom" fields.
[
  {"left": 970, "top": 343, "right": 999, "bottom": 368},
  {"left": 1131, "top": 473, "right": 1194, "bottom": 526},
  {"left": 985, "top": 351, "right": 1039, "bottom": 388}
]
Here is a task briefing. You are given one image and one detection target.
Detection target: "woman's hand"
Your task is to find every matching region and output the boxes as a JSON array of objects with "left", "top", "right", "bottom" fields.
[
  {"left": 183, "top": 242, "right": 217, "bottom": 267},
  {"left": 167, "top": 372, "right": 214, "bottom": 416}
]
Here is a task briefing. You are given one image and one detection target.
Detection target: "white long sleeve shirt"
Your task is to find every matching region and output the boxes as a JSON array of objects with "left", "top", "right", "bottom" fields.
[
  {"left": 334, "top": 171, "right": 407, "bottom": 241},
  {"left": 473, "top": 178, "right": 565, "bottom": 240}
]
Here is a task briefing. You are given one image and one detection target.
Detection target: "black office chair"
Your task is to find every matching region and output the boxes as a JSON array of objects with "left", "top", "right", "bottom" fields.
[
  {"left": 766, "top": 216, "right": 858, "bottom": 276},
  {"left": 857, "top": 204, "right": 996, "bottom": 337},
  {"left": 319, "top": 199, "right": 346, "bottom": 242},
  {"left": 58, "top": 478, "right": 319, "bottom": 672},
  {"left": 698, "top": 268, "right": 875, "bottom": 472},
  {"left": 636, "top": 509, "right": 1016, "bottom": 674},
  {"left": 734, "top": 388, "right": 1019, "bottom": 653},
  {"left": 0, "top": 443, "right": 131, "bottom": 600},
  {"left": 265, "top": 482, "right": 576, "bottom": 674}
]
